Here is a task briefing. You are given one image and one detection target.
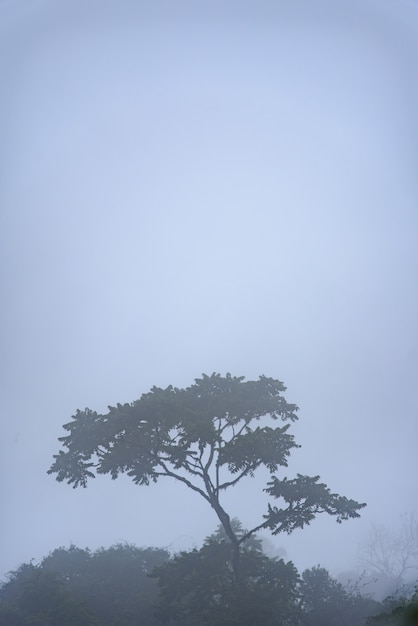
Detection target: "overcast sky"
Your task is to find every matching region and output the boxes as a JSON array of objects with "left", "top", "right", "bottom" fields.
[{"left": 1, "top": 0, "right": 417, "bottom": 581}]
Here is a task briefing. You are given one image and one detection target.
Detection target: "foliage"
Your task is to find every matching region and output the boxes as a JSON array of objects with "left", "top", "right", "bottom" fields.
[
  {"left": 152, "top": 524, "right": 302, "bottom": 626},
  {"left": 300, "top": 566, "right": 381, "bottom": 626},
  {"left": 366, "top": 591, "right": 418, "bottom": 626},
  {"left": 0, "top": 534, "right": 392, "bottom": 626},
  {"left": 152, "top": 524, "right": 383, "bottom": 626},
  {"left": 83, "top": 543, "right": 169, "bottom": 625},
  {"left": 0, "top": 562, "right": 95, "bottom": 625},
  {"left": 206, "top": 517, "right": 263, "bottom": 551},
  {"left": 48, "top": 373, "right": 366, "bottom": 578},
  {"left": 0, "top": 544, "right": 169, "bottom": 626},
  {"left": 265, "top": 474, "right": 366, "bottom": 533}
]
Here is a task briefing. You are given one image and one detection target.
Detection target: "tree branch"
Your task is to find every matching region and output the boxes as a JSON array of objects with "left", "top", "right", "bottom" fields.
[
  {"left": 239, "top": 520, "right": 271, "bottom": 545},
  {"left": 155, "top": 462, "right": 211, "bottom": 504},
  {"left": 218, "top": 462, "right": 259, "bottom": 491},
  {"left": 220, "top": 418, "right": 250, "bottom": 445}
]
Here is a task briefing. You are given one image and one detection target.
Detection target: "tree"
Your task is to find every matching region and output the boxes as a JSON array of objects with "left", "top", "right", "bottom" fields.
[
  {"left": 366, "top": 590, "right": 418, "bottom": 626},
  {"left": 81, "top": 543, "right": 169, "bottom": 625},
  {"left": 152, "top": 522, "right": 301, "bottom": 626},
  {"left": 0, "top": 544, "right": 170, "bottom": 626},
  {"left": 0, "top": 562, "right": 96, "bottom": 626},
  {"left": 300, "top": 566, "right": 380, "bottom": 626},
  {"left": 48, "top": 373, "right": 366, "bottom": 579},
  {"left": 358, "top": 513, "right": 418, "bottom": 598},
  {"left": 206, "top": 517, "right": 263, "bottom": 552}
]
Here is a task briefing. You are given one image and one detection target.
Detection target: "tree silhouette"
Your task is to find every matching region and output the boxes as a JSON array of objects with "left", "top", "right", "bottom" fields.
[{"left": 49, "top": 373, "right": 366, "bottom": 579}]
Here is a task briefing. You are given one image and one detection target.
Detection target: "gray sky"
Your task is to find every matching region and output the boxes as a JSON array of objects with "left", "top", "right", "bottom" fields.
[{"left": 1, "top": 0, "right": 417, "bottom": 580}]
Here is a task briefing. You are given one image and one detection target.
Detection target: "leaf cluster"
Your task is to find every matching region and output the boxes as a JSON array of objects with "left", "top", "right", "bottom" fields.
[{"left": 264, "top": 474, "right": 366, "bottom": 535}]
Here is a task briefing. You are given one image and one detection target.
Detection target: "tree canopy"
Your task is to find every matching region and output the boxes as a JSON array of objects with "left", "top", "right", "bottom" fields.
[
  {"left": 152, "top": 523, "right": 301, "bottom": 626},
  {"left": 49, "top": 373, "right": 366, "bottom": 576},
  {"left": 2, "top": 535, "right": 399, "bottom": 626},
  {"left": 300, "top": 566, "right": 380, "bottom": 626},
  {"left": 0, "top": 544, "right": 169, "bottom": 626}
]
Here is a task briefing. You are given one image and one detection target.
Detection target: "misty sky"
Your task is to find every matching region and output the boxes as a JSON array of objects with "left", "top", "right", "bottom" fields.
[{"left": 1, "top": 0, "right": 417, "bottom": 580}]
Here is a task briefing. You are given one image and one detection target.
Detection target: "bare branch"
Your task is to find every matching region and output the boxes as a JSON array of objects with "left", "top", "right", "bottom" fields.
[{"left": 155, "top": 462, "right": 211, "bottom": 504}]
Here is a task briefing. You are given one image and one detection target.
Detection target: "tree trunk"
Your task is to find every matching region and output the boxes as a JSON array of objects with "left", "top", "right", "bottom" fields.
[{"left": 209, "top": 495, "right": 242, "bottom": 582}]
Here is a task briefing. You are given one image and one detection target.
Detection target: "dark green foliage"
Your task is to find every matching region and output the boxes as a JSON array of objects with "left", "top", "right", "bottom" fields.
[
  {"left": 265, "top": 474, "right": 366, "bottom": 534},
  {"left": 206, "top": 517, "right": 263, "bottom": 551},
  {"left": 0, "top": 544, "right": 169, "bottom": 626},
  {"left": 300, "top": 566, "right": 381, "bottom": 626},
  {"left": 0, "top": 561, "right": 95, "bottom": 625},
  {"left": 49, "top": 374, "right": 299, "bottom": 490},
  {"left": 366, "top": 592, "right": 418, "bottom": 626},
  {"left": 0, "top": 536, "right": 391, "bottom": 626},
  {"left": 48, "top": 373, "right": 365, "bottom": 573},
  {"left": 152, "top": 525, "right": 383, "bottom": 626},
  {"left": 152, "top": 527, "right": 302, "bottom": 626},
  {"left": 82, "top": 544, "right": 169, "bottom": 625}
]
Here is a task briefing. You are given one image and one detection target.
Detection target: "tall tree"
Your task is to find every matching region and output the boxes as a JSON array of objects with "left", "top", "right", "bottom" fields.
[{"left": 49, "top": 373, "right": 366, "bottom": 578}]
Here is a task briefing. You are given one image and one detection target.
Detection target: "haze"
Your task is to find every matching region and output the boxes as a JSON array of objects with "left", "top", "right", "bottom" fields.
[{"left": 1, "top": 0, "right": 417, "bottom": 581}]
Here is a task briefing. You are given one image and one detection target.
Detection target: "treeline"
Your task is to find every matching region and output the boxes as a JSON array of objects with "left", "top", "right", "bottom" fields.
[{"left": 1, "top": 527, "right": 417, "bottom": 626}]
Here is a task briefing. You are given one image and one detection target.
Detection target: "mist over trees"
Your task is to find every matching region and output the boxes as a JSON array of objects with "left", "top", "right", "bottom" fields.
[
  {"left": 1, "top": 528, "right": 415, "bottom": 626},
  {"left": 357, "top": 513, "right": 418, "bottom": 600},
  {"left": 3, "top": 0, "right": 418, "bottom": 617},
  {"left": 3, "top": 0, "right": 418, "bottom": 622},
  {"left": 0, "top": 374, "right": 415, "bottom": 623},
  {"left": 0, "top": 543, "right": 169, "bottom": 626}
]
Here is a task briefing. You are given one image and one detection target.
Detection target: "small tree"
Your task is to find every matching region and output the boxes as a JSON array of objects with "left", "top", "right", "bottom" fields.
[{"left": 49, "top": 373, "right": 366, "bottom": 579}]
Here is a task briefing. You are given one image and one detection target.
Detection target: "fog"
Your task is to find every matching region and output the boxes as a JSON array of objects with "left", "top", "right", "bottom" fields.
[{"left": 1, "top": 0, "right": 417, "bottom": 581}]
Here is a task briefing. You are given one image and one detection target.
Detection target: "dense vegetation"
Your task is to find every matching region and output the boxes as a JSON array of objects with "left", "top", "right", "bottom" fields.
[
  {"left": 0, "top": 528, "right": 416, "bottom": 625},
  {"left": 0, "top": 543, "right": 168, "bottom": 626}
]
